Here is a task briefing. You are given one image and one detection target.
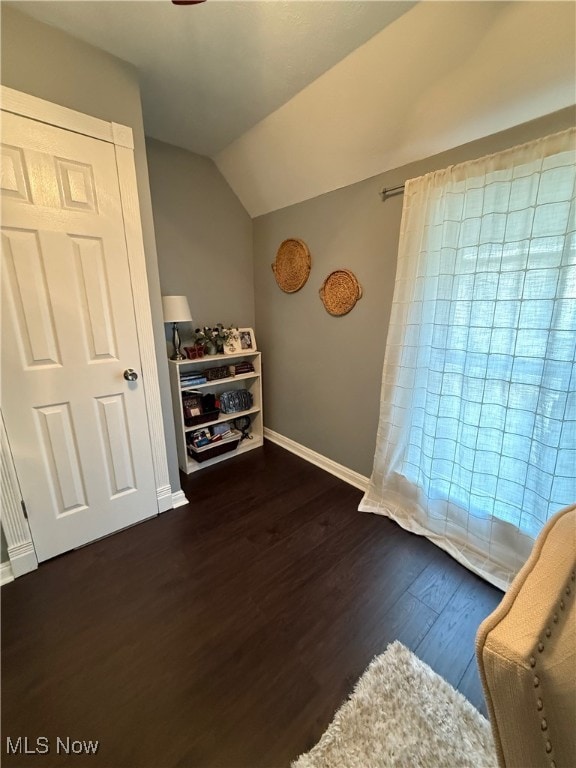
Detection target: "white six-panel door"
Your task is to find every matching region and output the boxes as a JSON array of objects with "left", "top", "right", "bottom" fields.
[{"left": 1, "top": 111, "right": 158, "bottom": 561}]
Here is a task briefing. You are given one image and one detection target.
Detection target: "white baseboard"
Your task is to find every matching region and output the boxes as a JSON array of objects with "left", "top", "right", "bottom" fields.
[
  {"left": 1, "top": 561, "right": 14, "bottom": 586},
  {"left": 7, "top": 541, "right": 38, "bottom": 577},
  {"left": 157, "top": 484, "right": 173, "bottom": 513},
  {"left": 171, "top": 490, "right": 189, "bottom": 508},
  {"left": 264, "top": 428, "right": 369, "bottom": 492}
]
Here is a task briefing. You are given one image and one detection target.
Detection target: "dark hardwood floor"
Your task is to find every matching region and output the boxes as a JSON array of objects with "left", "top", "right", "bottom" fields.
[{"left": 1, "top": 441, "right": 503, "bottom": 768}]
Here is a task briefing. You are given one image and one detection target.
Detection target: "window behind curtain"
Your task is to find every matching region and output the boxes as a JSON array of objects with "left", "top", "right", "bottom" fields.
[{"left": 360, "top": 129, "right": 576, "bottom": 589}]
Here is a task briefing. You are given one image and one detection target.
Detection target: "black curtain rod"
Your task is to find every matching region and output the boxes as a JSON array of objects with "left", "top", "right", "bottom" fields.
[{"left": 380, "top": 183, "right": 405, "bottom": 200}]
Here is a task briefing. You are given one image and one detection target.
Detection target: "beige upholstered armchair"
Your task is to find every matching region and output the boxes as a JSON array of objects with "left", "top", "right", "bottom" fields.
[{"left": 476, "top": 503, "right": 576, "bottom": 768}]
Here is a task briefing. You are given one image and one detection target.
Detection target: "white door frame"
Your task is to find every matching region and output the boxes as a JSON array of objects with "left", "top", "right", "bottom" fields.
[{"left": 1, "top": 86, "right": 172, "bottom": 576}]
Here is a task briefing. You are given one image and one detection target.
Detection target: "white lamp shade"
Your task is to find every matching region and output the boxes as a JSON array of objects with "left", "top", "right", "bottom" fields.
[{"left": 162, "top": 295, "right": 192, "bottom": 323}]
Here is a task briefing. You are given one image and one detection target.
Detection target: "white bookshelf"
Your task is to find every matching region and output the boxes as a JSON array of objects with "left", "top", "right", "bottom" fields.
[{"left": 168, "top": 351, "right": 263, "bottom": 474}]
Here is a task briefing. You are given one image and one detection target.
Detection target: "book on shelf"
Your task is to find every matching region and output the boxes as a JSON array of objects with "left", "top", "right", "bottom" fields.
[
  {"left": 180, "top": 376, "right": 207, "bottom": 386},
  {"left": 230, "top": 361, "right": 254, "bottom": 375},
  {"left": 188, "top": 426, "right": 238, "bottom": 450}
]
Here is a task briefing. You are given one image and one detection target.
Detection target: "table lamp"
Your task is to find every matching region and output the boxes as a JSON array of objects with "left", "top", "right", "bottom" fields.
[{"left": 162, "top": 295, "right": 192, "bottom": 360}]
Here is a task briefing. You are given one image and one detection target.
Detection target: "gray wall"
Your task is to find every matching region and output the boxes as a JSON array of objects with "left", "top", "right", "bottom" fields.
[
  {"left": 146, "top": 138, "right": 254, "bottom": 347},
  {"left": 1, "top": 6, "right": 180, "bottom": 493},
  {"left": 1, "top": 530, "right": 8, "bottom": 565},
  {"left": 254, "top": 107, "right": 576, "bottom": 478}
]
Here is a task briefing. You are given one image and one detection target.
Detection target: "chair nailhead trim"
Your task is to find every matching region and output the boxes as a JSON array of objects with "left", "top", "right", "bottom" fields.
[{"left": 532, "top": 574, "right": 574, "bottom": 765}]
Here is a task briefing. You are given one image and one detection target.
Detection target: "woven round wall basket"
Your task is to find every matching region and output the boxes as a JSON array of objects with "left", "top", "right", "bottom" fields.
[
  {"left": 272, "top": 238, "right": 311, "bottom": 293},
  {"left": 319, "top": 269, "right": 363, "bottom": 316}
]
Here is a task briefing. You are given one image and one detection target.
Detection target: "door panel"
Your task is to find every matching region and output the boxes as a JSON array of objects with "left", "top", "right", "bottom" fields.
[
  {"left": 1, "top": 111, "right": 158, "bottom": 561},
  {"left": 73, "top": 236, "right": 118, "bottom": 361},
  {"left": 95, "top": 393, "right": 136, "bottom": 496},
  {"left": 35, "top": 402, "right": 88, "bottom": 514},
  {"left": 2, "top": 228, "right": 62, "bottom": 367},
  {"left": 1, "top": 144, "right": 32, "bottom": 202}
]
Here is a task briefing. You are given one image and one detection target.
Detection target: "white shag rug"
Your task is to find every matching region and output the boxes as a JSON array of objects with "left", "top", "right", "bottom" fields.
[{"left": 292, "top": 641, "right": 498, "bottom": 768}]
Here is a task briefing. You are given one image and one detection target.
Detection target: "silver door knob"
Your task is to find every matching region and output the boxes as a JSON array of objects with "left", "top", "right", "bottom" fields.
[{"left": 123, "top": 368, "right": 138, "bottom": 381}]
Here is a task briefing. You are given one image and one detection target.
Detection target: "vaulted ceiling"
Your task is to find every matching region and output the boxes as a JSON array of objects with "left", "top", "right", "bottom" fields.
[
  {"left": 12, "top": 1, "right": 576, "bottom": 216},
  {"left": 13, "top": 0, "right": 415, "bottom": 156}
]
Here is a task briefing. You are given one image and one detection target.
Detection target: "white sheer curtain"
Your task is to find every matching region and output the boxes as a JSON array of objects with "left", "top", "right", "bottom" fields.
[{"left": 360, "top": 129, "right": 576, "bottom": 591}]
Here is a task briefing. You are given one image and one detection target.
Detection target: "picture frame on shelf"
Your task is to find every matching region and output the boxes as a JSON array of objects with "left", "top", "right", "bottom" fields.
[
  {"left": 239, "top": 328, "right": 257, "bottom": 351},
  {"left": 224, "top": 329, "right": 242, "bottom": 355}
]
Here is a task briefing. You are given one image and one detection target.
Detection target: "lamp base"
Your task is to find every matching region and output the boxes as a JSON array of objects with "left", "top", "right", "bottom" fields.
[{"left": 170, "top": 322, "right": 186, "bottom": 361}]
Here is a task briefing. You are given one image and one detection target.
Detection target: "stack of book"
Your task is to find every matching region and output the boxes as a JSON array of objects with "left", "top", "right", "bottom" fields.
[
  {"left": 188, "top": 426, "right": 239, "bottom": 451},
  {"left": 180, "top": 372, "right": 207, "bottom": 387},
  {"left": 230, "top": 361, "right": 254, "bottom": 376}
]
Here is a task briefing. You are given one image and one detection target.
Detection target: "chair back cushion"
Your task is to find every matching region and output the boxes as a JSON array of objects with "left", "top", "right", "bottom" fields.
[{"left": 476, "top": 503, "right": 575, "bottom": 768}]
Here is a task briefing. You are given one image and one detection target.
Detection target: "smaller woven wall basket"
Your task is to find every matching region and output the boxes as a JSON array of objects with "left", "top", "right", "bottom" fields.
[
  {"left": 319, "top": 269, "right": 363, "bottom": 316},
  {"left": 272, "top": 238, "right": 311, "bottom": 293}
]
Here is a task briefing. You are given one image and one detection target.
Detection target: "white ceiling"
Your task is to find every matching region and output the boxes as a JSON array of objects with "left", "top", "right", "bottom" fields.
[{"left": 13, "top": 0, "right": 416, "bottom": 157}]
